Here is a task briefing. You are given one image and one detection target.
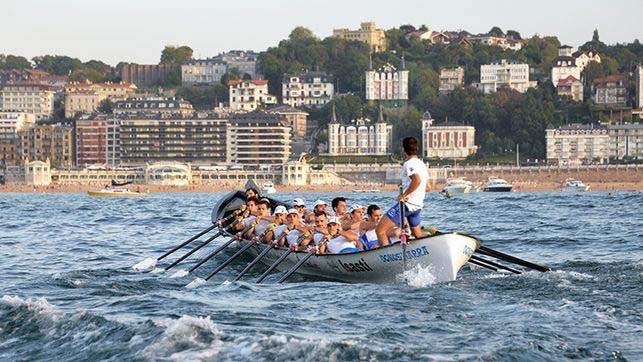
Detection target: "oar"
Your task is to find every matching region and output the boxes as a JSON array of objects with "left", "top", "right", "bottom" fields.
[
  {"left": 278, "top": 237, "right": 329, "bottom": 284},
  {"left": 156, "top": 205, "right": 246, "bottom": 261},
  {"left": 204, "top": 224, "right": 277, "bottom": 280},
  {"left": 164, "top": 214, "right": 248, "bottom": 271},
  {"left": 256, "top": 231, "right": 309, "bottom": 283},
  {"left": 469, "top": 258, "right": 498, "bottom": 272},
  {"left": 234, "top": 227, "right": 290, "bottom": 281},
  {"left": 187, "top": 221, "right": 254, "bottom": 274},
  {"left": 399, "top": 184, "right": 408, "bottom": 272},
  {"left": 470, "top": 255, "right": 521, "bottom": 274},
  {"left": 476, "top": 246, "right": 550, "bottom": 272},
  {"left": 157, "top": 224, "right": 218, "bottom": 261}
]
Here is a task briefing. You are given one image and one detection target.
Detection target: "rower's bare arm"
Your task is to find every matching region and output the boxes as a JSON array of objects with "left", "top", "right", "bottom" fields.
[
  {"left": 425, "top": 182, "right": 431, "bottom": 192},
  {"left": 339, "top": 229, "right": 358, "bottom": 242}
]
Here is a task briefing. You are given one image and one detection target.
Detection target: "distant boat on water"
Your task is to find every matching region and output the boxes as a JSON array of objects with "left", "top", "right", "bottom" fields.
[
  {"left": 262, "top": 182, "right": 277, "bottom": 194},
  {"left": 483, "top": 177, "right": 513, "bottom": 192},
  {"left": 563, "top": 178, "right": 590, "bottom": 192},
  {"left": 88, "top": 179, "right": 149, "bottom": 197}
]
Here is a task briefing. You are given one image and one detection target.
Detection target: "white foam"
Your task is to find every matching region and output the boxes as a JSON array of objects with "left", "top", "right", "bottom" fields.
[
  {"left": 185, "top": 278, "right": 206, "bottom": 289},
  {"left": 150, "top": 267, "right": 164, "bottom": 274},
  {"left": 0, "top": 295, "right": 61, "bottom": 322},
  {"left": 398, "top": 265, "right": 437, "bottom": 288},
  {"left": 143, "top": 315, "right": 222, "bottom": 360},
  {"left": 132, "top": 258, "right": 157, "bottom": 272},
  {"left": 169, "top": 269, "right": 189, "bottom": 279}
]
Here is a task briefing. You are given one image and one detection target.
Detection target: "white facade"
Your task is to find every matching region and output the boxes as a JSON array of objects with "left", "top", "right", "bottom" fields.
[
  {"left": 551, "top": 58, "right": 581, "bottom": 86},
  {"left": 0, "top": 111, "right": 36, "bottom": 137},
  {"left": 282, "top": 72, "right": 334, "bottom": 108},
  {"left": 439, "top": 67, "right": 464, "bottom": 94},
  {"left": 636, "top": 65, "right": 643, "bottom": 109},
  {"left": 573, "top": 50, "right": 601, "bottom": 71},
  {"left": 0, "top": 84, "right": 55, "bottom": 120},
  {"left": 546, "top": 124, "right": 609, "bottom": 164},
  {"left": 607, "top": 124, "right": 643, "bottom": 160},
  {"left": 421, "top": 112, "right": 477, "bottom": 159},
  {"left": 228, "top": 80, "right": 277, "bottom": 111},
  {"left": 365, "top": 62, "right": 409, "bottom": 101},
  {"left": 479, "top": 60, "right": 536, "bottom": 94},
  {"left": 181, "top": 60, "right": 227, "bottom": 85},
  {"left": 327, "top": 119, "right": 392, "bottom": 156}
]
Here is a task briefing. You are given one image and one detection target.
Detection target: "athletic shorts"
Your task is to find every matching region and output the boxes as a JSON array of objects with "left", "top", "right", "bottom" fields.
[
  {"left": 385, "top": 203, "right": 422, "bottom": 228},
  {"left": 359, "top": 234, "right": 380, "bottom": 250}
]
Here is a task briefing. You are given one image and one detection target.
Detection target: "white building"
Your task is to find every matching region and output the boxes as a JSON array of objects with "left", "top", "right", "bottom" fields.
[
  {"left": 181, "top": 59, "right": 228, "bottom": 85},
  {"left": 551, "top": 46, "right": 582, "bottom": 86},
  {"left": 636, "top": 65, "right": 643, "bottom": 109},
  {"left": 546, "top": 124, "right": 609, "bottom": 164},
  {"left": 365, "top": 58, "right": 409, "bottom": 105},
  {"left": 439, "top": 67, "right": 464, "bottom": 94},
  {"left": 573, "top": 49, "right": 601, "bottom": 70},
  {"left": 479, "top": 60, "right": 536, "bottom": 94},
  {"left": 0, "top": 84, "right": 55, "bottom": 120},
  {"left": 282, "top": 71, "right": 334, "bottom": 108},
  {"left": 607, "top": 124, "right": 643, "bottom": 160},
  {"left": 421, "top": 111, "right": 477, "bottom": 159},
  {"left": 226, "top": 111, "right": 291, "bottom": 164},
  {"left": 217, "top": 50, "right": 261, "bottom": 79},
  {"left": 327, "top": 106, "right": 392, "bottom": 156},
  {"left": 0, "top": 111, "right": 36, "bottom": 136},
  {"left": 228, "top": 80, "right": 277, "bottom": 111}
]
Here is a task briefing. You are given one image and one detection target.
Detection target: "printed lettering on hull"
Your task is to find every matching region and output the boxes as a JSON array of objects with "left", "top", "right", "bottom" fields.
[
  {"left": 379, "top": 246, "right": 429, "bottom": 263},
  {"left": 338, "top": 258, "right": 373, "bottom": 272}
]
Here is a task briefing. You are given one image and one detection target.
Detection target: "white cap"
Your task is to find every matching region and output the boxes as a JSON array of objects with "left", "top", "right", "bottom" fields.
[
  {"left": 287, "top": 208, "right": 299, "bottom": 215},
  {"left": 348, "top": 204, "right": 365, "bottom": 213},
  {"left": 293, "top": 198, "right": 305, "bottom": 207},
  {"left": 274, "top": 205, "right": 287, "bottom": 215},
  {"left": 313, "top": 200, "right": 327, "bottom": 208},
  {"left": 327, "top": 216, "right": 339, "bottom": 224}
]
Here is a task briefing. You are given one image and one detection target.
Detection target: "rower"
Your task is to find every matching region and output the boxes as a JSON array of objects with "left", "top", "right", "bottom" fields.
[
  {"left": 231, "top": 196, "right": 259, "bottom": 232},
  {"left": 244, "top": 198, "right": 273, "bottom": 239},
  {"left": 376, "top": 137, "right": 429, "bottom": 246},
  {"left": 293, "top": 198, "right": 314, "bottom": 223},
  {"left": 281, "top": 208, "right": 312, "bottom": 250},
  {"left": 341, "top": 204, "right": 365, "bottom": 235},
  {"left": 326, "top": 216, "right": 363, "bottom": 254},
  {"left": 331, "top": 197, "right": 347, "bottom": 220},
  {"left": 263, "top": 205, "right": 288, "bottom": 243},
  {"left": 359, "top": 204, "right": 385, "bottom": 250},
  {"left": 306, "top": 199, "right": 328, "bottom": 223},
  {"left": 246, "top": 187, "right": 259, "bottom": 199}
]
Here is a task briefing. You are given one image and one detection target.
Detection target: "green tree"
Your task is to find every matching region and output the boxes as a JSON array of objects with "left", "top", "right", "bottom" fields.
[
  {"left": 488, "top": 27, "right": 504, "bottom": 37},
  {"left": 160, "top": 45, "right": 193, "bottom": 65},
  {"left": 97, "top": 99, "right": 114, "bottom": 113},
  {"left": 32, "top": 55, "right": 83, "bottom": 75},
  {"left": 175, "top": 84, "right": 228, "bottom": 110},
  {"left": 0, "top": 54, "right": 32, "bottom": 69}
]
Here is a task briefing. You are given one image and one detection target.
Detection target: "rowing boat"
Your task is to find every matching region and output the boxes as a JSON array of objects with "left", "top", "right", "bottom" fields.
[{"left": 211, "top": 188, "right": 479, "bottom": 283}]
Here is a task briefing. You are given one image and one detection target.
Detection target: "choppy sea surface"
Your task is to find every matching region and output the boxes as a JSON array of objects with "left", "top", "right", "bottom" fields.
[{"left": 0, "top": 191, "right": 641, "bottom": 361}]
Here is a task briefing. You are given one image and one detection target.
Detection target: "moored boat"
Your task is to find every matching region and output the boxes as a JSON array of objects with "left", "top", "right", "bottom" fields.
[
  {"left": 88, "top": 188, "right": 149, "bottom": 197},
  {"left": 483, "top": 177, "right": 513, "bottom": 192},
  {"left": 262, "top": 182, "right": 277, "bottom": 194},
  {"left": 563, "top": 178, "right": 590, "bottom": 192},
  {"left": 442, "top": 178, "right": 473, "bottom": 194}
]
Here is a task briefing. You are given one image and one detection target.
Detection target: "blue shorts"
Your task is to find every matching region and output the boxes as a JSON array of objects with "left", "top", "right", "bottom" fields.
[
  {"left": 338, "top": 247, "right": 361, "bottom": 254},
  {"left": 359, "top": 234, "right": 380, "bottom": 250},
  {"left": 385, "top": 203, "right": 422, "bottom": 228}
]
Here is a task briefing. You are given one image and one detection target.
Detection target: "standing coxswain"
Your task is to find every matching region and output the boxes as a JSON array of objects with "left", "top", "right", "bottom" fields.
[{"left": 376, "top": 137, "right": 430, "bottom": 246}]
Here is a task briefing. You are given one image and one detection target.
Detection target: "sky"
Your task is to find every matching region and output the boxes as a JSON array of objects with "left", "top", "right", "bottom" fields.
[{"left": 2, "top": 0, "right": 642, "bottom": 65}]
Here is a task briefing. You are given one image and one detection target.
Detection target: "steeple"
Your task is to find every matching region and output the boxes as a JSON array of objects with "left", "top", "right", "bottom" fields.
[
  {"left": 369, "top": 53, "right": 373, "bottom": 70},
  {"left": 401, "top": 52, "right": 406, "bottom": 70},
  {"left": 331, "top": 103, "right": 338, "bottom": 123},
  {"left": 377, "top": 104, "right": 385, "bottom": 123}
]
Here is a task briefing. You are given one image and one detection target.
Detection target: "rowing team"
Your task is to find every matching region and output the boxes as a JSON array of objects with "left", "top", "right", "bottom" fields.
[{"left": 220, "top": 193, "right": 435, "bottom": 255}]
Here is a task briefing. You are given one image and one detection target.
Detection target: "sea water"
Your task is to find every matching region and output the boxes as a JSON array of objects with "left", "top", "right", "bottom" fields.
[{"left": 0, "top": 191, "right": 641, "bottom": 361}]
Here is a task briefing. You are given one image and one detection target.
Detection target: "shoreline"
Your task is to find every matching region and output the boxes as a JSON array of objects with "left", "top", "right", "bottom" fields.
[{"left": 1, "top": 181, "right": 641, "bottom": 193}]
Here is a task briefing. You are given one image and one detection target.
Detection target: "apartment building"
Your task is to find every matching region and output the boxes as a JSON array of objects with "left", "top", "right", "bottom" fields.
[
  {"left": 228, "top": 80, "right": 277, "bottom": 111},
  {"left": 0, "top": 84, "right": 55, "bottom": 120},
  {"left": 64, "top": 81, "right": 137, "bottom": 118},
  {"left": 546, "top": 124, "right": 609, "bottom": 164},
  {"left": 113, "top": 97, "right": 194, "bottom": 117},
  {"left": 76, "top": 114, "right": 121, "bottom": 167},
  {"left": 18, "top": 124, "right": 75, "bottom": 168},
  {"left": 0, "top": 111, "right": 36, "bottom": 166},
  {"left": 439, "top": 67, "right": 464, "bottom": 94},
  {"left": 479, "top": 60, "right": 536, "bottom": 94},
  {"left": 226, "top": 111, "right": 291, "bottom": 164},
  {"left": 421, "top": 111, "right": 477, "bottom": 159}
]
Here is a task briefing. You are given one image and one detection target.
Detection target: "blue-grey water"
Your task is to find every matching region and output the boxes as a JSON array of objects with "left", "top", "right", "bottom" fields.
[{"left": 0, "top": 191, "right": 641, "bottom": 361}]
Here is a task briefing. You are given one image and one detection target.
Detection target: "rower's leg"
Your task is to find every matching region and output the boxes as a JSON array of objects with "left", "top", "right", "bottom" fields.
[{"left": 376, "top": 208, "right": 397, "bottom": 246}]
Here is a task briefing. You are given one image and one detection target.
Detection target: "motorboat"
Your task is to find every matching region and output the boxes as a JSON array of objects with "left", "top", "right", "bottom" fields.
[
  {"left": 483, "top": 177, "right": 513, "bottom": 192},
  {"left": 261, "top": 182, "right": 277, "bottom": 194},
  {"left": 563, "top": 178, "right": 590, "bottom": 192},
  {"left": 87, "top": 188, "right": 148, "bottom": 197},
  {"left": 441, "top": 178, "right": 473, "bottom": 194}
]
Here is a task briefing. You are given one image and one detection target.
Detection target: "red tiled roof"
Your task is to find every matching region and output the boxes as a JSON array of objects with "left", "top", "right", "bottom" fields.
[
  {"left": 592, "top": 74, "right": 628, "bottom": 87},
  {"left": 557, "top": 75, "right": 580, "bottom": 86},
  {"left": 65, "top": 81, "right": 135, "bottom": 89},
  {"left": 227, "top": 79, "right": 269, "bottom": 86}
]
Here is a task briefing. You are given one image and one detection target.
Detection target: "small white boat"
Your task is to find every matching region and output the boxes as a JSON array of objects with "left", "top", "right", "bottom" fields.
[
  {"left": 88, "top": 188, "right": 149, "bottom": 197},
  {"left": 442, "top": 178, "right": 473, "bottom": 194},
  {"left": 483, "top": 177, "right": 513, "bottom": 192},
  {"left": 563, "top": 178, "right": 590, "bottom": 192},
  {"left": 262, "top": 182, "right": 277, "bottom": 194},
  {"left": 352, "top": 188, "right": 381, "bottom": 193}
]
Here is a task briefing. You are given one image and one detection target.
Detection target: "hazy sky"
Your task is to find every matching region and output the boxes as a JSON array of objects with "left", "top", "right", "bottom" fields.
[{"left": 2, "top": 0, "right": 641, "bottom": 65}]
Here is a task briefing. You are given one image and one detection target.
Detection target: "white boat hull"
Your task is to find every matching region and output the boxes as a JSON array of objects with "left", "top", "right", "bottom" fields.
[
  {"left": 442, "top": 185, "right": 471, "bottom": 194},
  {"left": 564, "top": 186, "right": 590, "bottom": 192},
  {"left": 232, "top": 232, "right": 479, "bottom": 283}
]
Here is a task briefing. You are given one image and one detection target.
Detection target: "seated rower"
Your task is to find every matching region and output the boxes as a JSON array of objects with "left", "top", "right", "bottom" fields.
[
  {"left": 263, "top": 205, "right": 288, "bottom": 243},
  {"left": 359, "top": 204, "right": 385, "bottom": 249},
  {"left": 281, "top": 208, "right": 313, "bottom": 250},
  {"left": 307, "top": 200, "right": 329, "bottom": 224},
  {"left": 331, "top": 197, "right": 348, "bottom": 220},
  {"left": 341, "top": 204, "right": 365, "bottom": 235},
  {"left": 293, "top": 198, "right": 314, "bottom": 224},
  {"left": 310, "top": 212, "right": 331, "bottom": 254},
  {"left": 326, "top": 216, "right": 364, "bottom": 254},
  {"left": 244, "top": 198, "right": 274, "bottom": 239},
  {"left": 231, "top": 196, "right": 259, "bottom": 232}
]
